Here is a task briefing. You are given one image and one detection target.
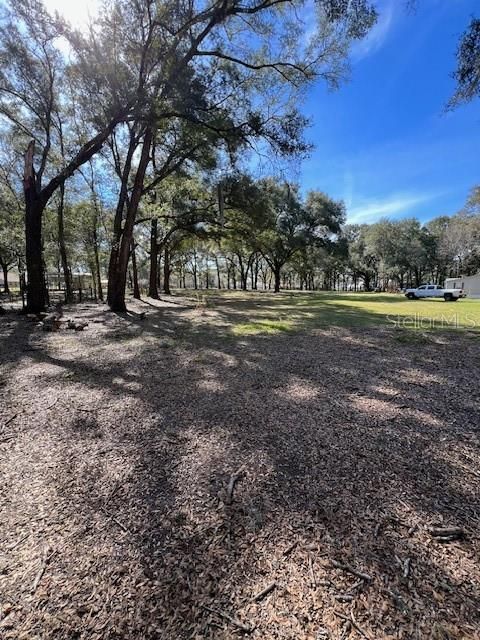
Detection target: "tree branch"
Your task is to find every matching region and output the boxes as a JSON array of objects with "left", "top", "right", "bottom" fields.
[{"left": 195, "top": 50, "right": 313, "bottom": 83}]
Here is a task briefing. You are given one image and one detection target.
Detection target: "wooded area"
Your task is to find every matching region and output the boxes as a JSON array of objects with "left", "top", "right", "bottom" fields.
[
  {"left": 0, "top": 0, "right": 375, "bottom": 312},
  {"left": 3, "top": 173, "right": 480, "bottom": 303},
  {"left": 0, "top": 1, "right": 479, "bottom": 312}
]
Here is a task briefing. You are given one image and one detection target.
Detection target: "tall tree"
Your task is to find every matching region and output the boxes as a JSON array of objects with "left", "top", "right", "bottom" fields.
[
  {"left": 0, "top": 151, "right": 23, "bottom": 294},
  {"left": 345, "top": 224, "right": 378, "bottom": 291},
  {"left": 70, "top": 0, "right": 377, "bottom": 311},
  {"left": 449, "top": 17, "right": 480, "bottom": 108},
  {"left": 142, "top": 173, "right": 219, "bottom": 297},
  {"left": 0, "top": 0, "right": 130, "bottom": 311},
  {"left": 0, "top": 0, "right": 377, "bottom": 312},
  {"left": 256, "top": 181, "right": 345, "bottom": 292}
]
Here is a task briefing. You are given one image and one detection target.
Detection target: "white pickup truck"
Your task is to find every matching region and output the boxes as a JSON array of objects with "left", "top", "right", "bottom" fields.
[{"left": 404, "top": 284, "right": 466, "bottom": 301}]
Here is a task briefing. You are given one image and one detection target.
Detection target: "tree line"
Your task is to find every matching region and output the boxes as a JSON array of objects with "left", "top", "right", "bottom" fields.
[
  {"left": 0, "top": 0, "right": 478, "bottom": 310},
  {"left": 139, "top": 184, "right": 480, "bottom": 293},
  {"left": 2, "top": 167, "right": 479, "bottom": 298}
]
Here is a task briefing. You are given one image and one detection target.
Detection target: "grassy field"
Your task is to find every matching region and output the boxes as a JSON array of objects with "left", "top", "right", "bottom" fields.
[{"left": 188, "top": 290, "right": 480, "bottom": 336}]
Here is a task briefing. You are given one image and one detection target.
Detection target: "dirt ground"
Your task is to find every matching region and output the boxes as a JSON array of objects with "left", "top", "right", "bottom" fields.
[{"left": 1, "top": 295, "right": 479, "bottom": 640}]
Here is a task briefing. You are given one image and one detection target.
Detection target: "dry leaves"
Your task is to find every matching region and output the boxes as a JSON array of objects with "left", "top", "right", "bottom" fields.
[{"left": 0, "top": 299, "right": 479, "bottom": 639}]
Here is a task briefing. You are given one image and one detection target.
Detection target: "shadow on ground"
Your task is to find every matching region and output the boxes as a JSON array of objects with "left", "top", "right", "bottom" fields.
[{"left": 0, "top": 296, "right": 479, "bottom": 639}]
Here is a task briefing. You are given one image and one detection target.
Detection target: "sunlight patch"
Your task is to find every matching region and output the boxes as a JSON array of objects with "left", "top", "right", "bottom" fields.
[
  {"left": 276, "top": 378, "right": 319, "bottom": 401},
  {"left": 197, "top": 379, "right": 226, "bottom": 392},
  {"left": 400, "top": 369, "right": 446, "bottom": 386},
  {"left": 232, "top": 320, "right": 294, "bottom": 336}
]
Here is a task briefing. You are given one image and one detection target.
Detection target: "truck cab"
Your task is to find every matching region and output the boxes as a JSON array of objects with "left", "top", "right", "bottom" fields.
[{"left": 404, "top": 284, "right": 465, "bottom": 301}]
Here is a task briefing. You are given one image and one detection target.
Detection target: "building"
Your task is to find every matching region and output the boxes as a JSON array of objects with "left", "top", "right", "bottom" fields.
[
  {"left": 445, "top": 273, "right": 480, "bottom": 298},
  {"left": 1, "top": 269, "right": 20, "bottom": 290}
]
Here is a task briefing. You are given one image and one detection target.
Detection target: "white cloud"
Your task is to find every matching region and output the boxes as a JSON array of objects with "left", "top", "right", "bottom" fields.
[
  {"left": 351, "top": 0, "right": 395, "bottom": 61},
  {"left": 43, "top": 0, "right": 99, "bottom": 28},
  {"left": 347, "top": 192, "right": 440, "bottom": 224}
]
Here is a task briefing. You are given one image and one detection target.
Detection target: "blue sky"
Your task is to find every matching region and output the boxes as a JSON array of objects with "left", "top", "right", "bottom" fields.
[{"left": 302, "top": 0, "right": 479, "bottom": 224}]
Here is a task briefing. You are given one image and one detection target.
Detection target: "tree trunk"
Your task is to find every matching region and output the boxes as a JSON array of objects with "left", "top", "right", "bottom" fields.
[
  {"left": 57, "top": 182, "right": 73, "bottom": 303},
  {"left": 25, "top": 196, "right": 47, "bottom": 312},
  {"left": 131, "top": 238, "right": 141, "bottom": 300},
  {"left": 1, "top": 262, "right": 9, "bottom": 295},
  {"left": 192, "top": 250, "right": 198, "bottom": 290},
  {"left": 273, "top": 265, "right": 281, "bottom": 293},
  {"left": 107, "top": 130, "right": 138, "bottom": 311},
  {"left": 88, "top": 258, "right": 97, "bottom": 299},
  {"left": 205, "top": 254, "right": 209, "bottom": 289},
  {"left": 215, "top": 256, "right": 221, "bottom": 289},
  {"left": 107, "top": 128, "right": 152, "bottom": 311},
  {"left": 163, "top": 246, "right": 171, "bottom": 295},
  {"left": 24, "top": 142, "right": 47, "bottom": 313},
  {"left": 92, "top": 225, "right": 103, "bottom": 301},
  {"left": 237, "top": 255, "right": 248, "bottom": 290},
  {"left": 148, "top": 218, "right": 160, "bottom": 298},
  {"left": 414, "top": 268, "right": 421, "bottom": 288}
]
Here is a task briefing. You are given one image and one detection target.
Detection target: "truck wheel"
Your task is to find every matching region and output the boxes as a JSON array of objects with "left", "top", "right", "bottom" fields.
[
  {"left": 444, "top": 293, "right": 454, "bottom": 302},
  {"left": 406, "top": 293, "right": 416, "bottom": 300}
]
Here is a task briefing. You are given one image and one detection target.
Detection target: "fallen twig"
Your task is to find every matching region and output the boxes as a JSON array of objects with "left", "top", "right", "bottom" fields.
[
  {"left": 31, "top": 548, "right": 56, "bottom": 594},
  {"left": 225, "top": 466, "right": 245, "bottom": 505},
  {"left": 429, "top": 526, "right": 464, "bottom": 541},
  {"left": 334, "top": 611, "right": 371, "bottom": 640},
  {"left": 403, "top": 557, "right": 411, "bottom": 578},
  {"left": 308, "top": 555, "right": 317, "bottom": 588},
  {"left": 6, "top": 533, "right": 29, "bottom": 551},
  {"left": 330, "top": 560, "right": 372, "bottom": 582},
  {"left": 252, "top": 581, "right": 276, "bottom": 602},
  {"left": 60, "top": 399, "right": 109, "bottom": 413},
  {"left": 346, "top": 580, "right": 364, "bottom": 595},
  {"left": 201, "top": 605, "right": 253, "bottom": 633},
  {"left": 318, "top": 579, "right": 334, "bottom": 588},
  {"left": 112, "top": 517, "right": 128, "bottom": 532},
  {"left": 282, "top": 540, "right": 297, "bottom": 557},
  {"left": 334, "top": 594, "right": 354, "bottom": 602},
  {"left": 350, "top": 611, "right": 372, "bottom": 640},
  {"left": 98, "top": 506, "right": 130, "bottom": 533},
  {"left": 386, "top": 589, "right": 410, "bottom": 615},
  {"left": 340, "top": 622, "right": 352, "bottom": 640},
  {"left": 104, "top": 483, "right": 122, "bottom": 505},
  {"left": 2, "top": 413, "right": 17, "bottom": 428}
]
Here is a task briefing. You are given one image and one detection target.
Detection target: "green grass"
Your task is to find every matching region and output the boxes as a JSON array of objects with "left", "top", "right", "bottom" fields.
[
  {"left": 392, "top": 330, "right": 434, "bottom": 344},
  {"left": 297, "top": 292, "right": 480, "bottom": 330},
  {"left": 181, "top": 290, "right": 480, "bottom": 334}
]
